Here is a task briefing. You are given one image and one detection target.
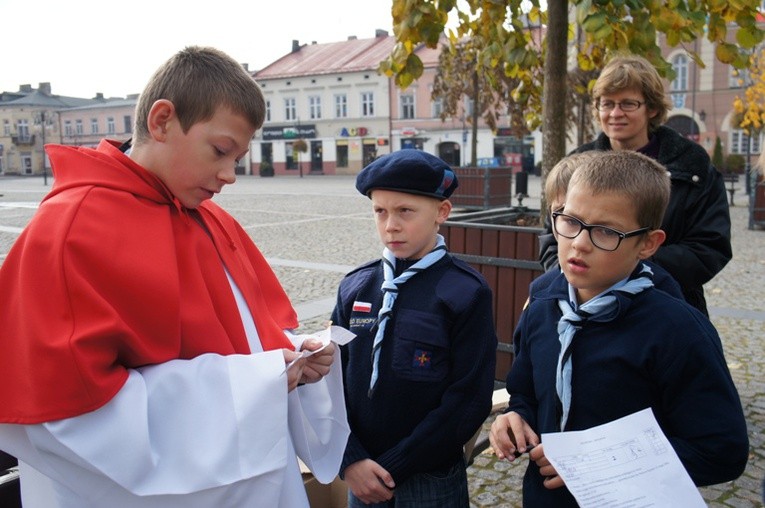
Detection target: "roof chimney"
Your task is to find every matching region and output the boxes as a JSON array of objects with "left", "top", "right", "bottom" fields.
[
  {"left": 241, "top": 63, "right": 249, "bottom": 72},
  {"left": 347, "top": 35, "right": 357, "bottom": 41},
  {"left": 20, "top": 84, "right": 32, "bottom": 93},
  {"left": 94, "top": 92, "right": 104, "bottom": 100},
  {"left": 292, "top": 40, "right": 300, "bottom": 53},
  {"left": 38, "top": 82, "right": 52, "bottom": 95},
  {"left": 375, "top": 29, "right": 389, "bottom": 37}
]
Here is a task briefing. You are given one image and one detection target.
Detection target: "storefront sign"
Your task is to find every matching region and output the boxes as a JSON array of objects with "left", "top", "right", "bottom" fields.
[
  {"left": 339, "top": 127, "right": 368, "bottom": 137},
  {"left": 262, "top": 125, "right": 317, "bottom": 140}
]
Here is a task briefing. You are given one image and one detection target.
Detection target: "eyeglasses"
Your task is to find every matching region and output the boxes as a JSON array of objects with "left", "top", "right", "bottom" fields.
[
  {"left": 552, "top": 212, "right": 650, "bottom": 252},
  {"left": 594, "top": 99, "right": 645, "bottom": 112}
]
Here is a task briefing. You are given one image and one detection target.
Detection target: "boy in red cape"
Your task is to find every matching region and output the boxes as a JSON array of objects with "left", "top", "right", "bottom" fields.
[{"left": 0, "top": 46, "right": 348, "bottom": 507}]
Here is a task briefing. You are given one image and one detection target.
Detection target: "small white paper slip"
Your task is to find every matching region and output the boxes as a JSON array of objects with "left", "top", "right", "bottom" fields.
[
  {"left": 285, "top": 325, "right": 357, "bottom": 371},
  {"left": 541, "top": 408, "right": 706, "bottom": 508}
]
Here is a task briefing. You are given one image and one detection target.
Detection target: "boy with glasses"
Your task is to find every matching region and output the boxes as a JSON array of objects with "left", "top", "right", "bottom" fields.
[
  {"left": 534, "top": 152, "right": 683, "bottom": 301},
  {"left": 490, "top": 150, "right": 748, "bottom": 507}
]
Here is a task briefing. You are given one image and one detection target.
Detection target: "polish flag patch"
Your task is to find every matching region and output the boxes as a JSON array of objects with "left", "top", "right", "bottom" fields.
[{"left": 353, "top": 301, "right": 372, "bottom": 313}]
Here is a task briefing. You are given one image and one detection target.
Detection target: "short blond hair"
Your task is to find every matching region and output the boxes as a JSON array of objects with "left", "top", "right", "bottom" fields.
[
  {"left": 592, "top": 54, "right": 672, "bottom": 133},
  {"left": 544, "top": 152, "right": 602, "bottom": 206},
  {"left": 134, "top": 46, "right": 265, "bottom": 144},
  {"left": 568, "top": 151, "right": 670, "bottom": 229}
]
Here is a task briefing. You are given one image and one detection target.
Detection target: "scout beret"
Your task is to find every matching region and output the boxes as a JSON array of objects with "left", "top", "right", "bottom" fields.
[{"left": 355, "top": 149, "right": 459, "bottom": 199}]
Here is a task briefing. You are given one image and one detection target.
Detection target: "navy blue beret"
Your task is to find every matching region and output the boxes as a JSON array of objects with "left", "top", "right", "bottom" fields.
[{"left": 355, "top": 149, "right": 459, "bottom": 199}]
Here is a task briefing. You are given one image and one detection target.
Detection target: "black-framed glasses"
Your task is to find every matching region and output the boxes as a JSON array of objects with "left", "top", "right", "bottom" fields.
[
  {"left": 552, "top": 211, "right": 650, "bottom": 252},
  {"left": 594, "top": 99, "right": 645, "bottom": 112}
]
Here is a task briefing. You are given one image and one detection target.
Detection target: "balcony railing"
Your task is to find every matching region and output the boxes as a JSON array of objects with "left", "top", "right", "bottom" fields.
[{"left": 11, "top": 134, "right": 35, "bottom": 145}]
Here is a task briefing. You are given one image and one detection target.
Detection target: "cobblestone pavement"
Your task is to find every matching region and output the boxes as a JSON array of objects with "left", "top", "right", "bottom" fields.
[{"left": 1, "top": 173, "right": 764, "bottom": 507}]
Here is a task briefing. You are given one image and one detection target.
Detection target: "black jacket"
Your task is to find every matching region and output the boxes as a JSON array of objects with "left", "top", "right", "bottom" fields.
[{"left": 540, "top": 126, "right": 732, "bottom": 315}]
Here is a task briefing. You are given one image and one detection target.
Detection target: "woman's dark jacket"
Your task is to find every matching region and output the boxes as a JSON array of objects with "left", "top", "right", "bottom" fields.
[{"left": 539, "top": 126, "right": 732, "bottom": 315}]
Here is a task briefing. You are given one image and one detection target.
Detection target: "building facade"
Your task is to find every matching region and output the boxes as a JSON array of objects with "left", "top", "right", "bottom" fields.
[
  {"left": 0, "top": 84, "right": 134, "bottom": 176},
  {"left": 2, "top": 18, "right": 763, "bottom": 178},
  {"left": 658, "top": 33, "right": 763, "bottom": 170},
  {"left": 253, "top": 33, "right": 396, "bottom": 176},
  {"left": 57, "top": 97, "right": 137, "bottom": 149},
  {"left": 251, "top": 31, "right": 523, "bottom": 177}
]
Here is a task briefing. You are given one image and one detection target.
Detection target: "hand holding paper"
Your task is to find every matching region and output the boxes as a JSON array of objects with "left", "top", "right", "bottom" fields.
[{"left": 285, "top": 325, "right": 357, "bottom": 376}]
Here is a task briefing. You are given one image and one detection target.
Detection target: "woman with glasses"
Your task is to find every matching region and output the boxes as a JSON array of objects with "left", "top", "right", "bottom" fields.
[{"left": 540, "top": 54, "right": 731, "bottom": 316}]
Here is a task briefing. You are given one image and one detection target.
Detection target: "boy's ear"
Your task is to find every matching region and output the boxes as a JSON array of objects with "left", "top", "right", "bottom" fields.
[
  {"left": 638, "top": 229, "right": 666, "bottom": 259},
  {"left": 436, "top": 199, "right": 452, "bottom": 224},
  {"left": 146, "top": 99, "right": 176, "bottom": 142}
]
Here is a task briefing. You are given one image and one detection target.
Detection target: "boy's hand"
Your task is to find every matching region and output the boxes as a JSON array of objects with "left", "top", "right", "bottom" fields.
[
  {"left": 282, "top": 349, "right": 305, "bottom": 392},
  {"left": 344, "top": 459, "right": 395, "bottom": 504},
  {"left": 489, "top": 411, "right": 539, "bottom": 461},
  {"left": 299, "top": 339, "right": 335, "bottom": 384},
  {"left": 529, "top": 444, "right": 565, "bottom": 490}
]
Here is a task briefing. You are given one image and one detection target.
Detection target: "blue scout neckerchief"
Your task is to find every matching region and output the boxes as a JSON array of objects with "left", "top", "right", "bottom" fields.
[
  {"left": 368, "top": 234, "right": 447, "bottom": 397},
  {"left": 555, "top": 263, "right": 654, "bottom": 430}
]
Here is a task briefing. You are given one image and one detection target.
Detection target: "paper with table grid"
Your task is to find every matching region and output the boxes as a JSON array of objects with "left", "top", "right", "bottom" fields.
[{"left": 541, "top": 408, "right": 705, "bottom": 507}]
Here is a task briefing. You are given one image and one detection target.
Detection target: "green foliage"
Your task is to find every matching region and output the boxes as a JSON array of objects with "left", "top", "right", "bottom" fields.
[
  {"left": 712, "top": 137, "right": 725, "bottom": 170},
  {"left": 292, "top": 139, "right": 308, "bottom": 153},
  {"left": 725, "top": 153, "right": 746, "bottom": 174},
  {"left": 259, "top": 161, "right": 274, "bottom": 177}
]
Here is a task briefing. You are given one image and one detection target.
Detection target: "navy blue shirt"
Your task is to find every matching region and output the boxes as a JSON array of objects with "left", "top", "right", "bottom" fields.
[
  {"left": 332, "top": 255, "right": 497, "bottom": 483},
  {"left": 508, "top": 268, "right": 748, "bottom": 507}
]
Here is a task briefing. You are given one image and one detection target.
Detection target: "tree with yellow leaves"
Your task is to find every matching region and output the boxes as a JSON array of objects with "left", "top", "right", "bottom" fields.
[
  {"left": 733, "top": 50, "right": 765, "bottom": 135},
  {"left": 382, "top": 0, "right": 764, "bottom": 179},
  {"left": 733, "top": 48, "right": 765, "bottom": 193}
]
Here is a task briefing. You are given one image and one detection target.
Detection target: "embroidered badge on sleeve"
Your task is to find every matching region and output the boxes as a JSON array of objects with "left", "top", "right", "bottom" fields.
[
  {"left": 353, "top": 301, "right": 372, "bottom": 313},
  {"left": 412, "top": 349, "right": 432, "bottom": 369}
]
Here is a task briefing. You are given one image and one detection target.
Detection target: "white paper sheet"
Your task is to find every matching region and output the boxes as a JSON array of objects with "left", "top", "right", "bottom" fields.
[
  {"left": 541, "top": 408, "right": 705, "bottom": 507},
  {"left": 286, "top": 325, "right": 356, "bottom": 372}
]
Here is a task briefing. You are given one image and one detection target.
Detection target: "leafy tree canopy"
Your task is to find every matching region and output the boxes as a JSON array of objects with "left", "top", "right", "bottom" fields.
[{"left": 381, "top": 0, "right": 765, "bottom": 131}]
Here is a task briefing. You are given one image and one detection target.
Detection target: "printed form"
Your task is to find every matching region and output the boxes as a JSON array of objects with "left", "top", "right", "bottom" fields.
[{"left": 542, "top": 408, "right": 706, "bottom": 507}]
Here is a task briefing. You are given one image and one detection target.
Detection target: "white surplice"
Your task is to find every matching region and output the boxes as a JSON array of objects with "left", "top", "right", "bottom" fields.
[{"left": 0, "top": 271, "right": 349, "bottom": 507}]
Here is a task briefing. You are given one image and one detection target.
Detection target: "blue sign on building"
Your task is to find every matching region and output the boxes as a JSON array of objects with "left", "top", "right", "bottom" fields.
[{"left": 476, "top": 157, "right": 500, "bottom": 167}]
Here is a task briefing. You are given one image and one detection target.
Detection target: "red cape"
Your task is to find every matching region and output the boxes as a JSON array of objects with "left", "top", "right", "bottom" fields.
[{"left": 0, "top": 140, "right": 298, "bottom": 423}]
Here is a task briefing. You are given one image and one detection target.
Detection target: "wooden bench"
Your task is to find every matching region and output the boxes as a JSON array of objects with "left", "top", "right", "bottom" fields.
[{"left": 723, "top": 173, "right": 740, "bottom": 206}]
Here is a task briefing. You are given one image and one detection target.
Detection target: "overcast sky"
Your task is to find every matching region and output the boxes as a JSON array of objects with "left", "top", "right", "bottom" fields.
[{"left": 0, "top": 0, "right": 395, "bottom": 99}]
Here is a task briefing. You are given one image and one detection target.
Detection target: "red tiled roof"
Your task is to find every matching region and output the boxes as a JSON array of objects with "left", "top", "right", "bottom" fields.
[
  {"left": 253, "top": 35, "right": 444, "bottom": 79},
  {"left": 254, "top": 36, "right": 398, "bottom": 79}
]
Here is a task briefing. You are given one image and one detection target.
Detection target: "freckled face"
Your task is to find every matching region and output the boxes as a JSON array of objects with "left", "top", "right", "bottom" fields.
[{"left": 371, "top": 190, "right": 451, "bottom": 260}]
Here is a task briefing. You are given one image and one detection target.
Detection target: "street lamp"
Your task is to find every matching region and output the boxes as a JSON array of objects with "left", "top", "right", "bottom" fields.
[
  {"left": 35, "top": 111, "right": 50, "bottom": 186},
  {"left": 461, "top": 115, "right": 467, "bottom": 167}
]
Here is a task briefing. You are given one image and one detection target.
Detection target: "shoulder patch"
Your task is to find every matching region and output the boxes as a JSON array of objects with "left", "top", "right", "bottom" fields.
[
  {"left": 449, "top": 255, "right": 490, "bottom": 286},
  {"left": 338, "top": 259, "right": 380, "bottom": 303},
  {"left": 344, "top": 259, "right": 379, "bottom": 278}
]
